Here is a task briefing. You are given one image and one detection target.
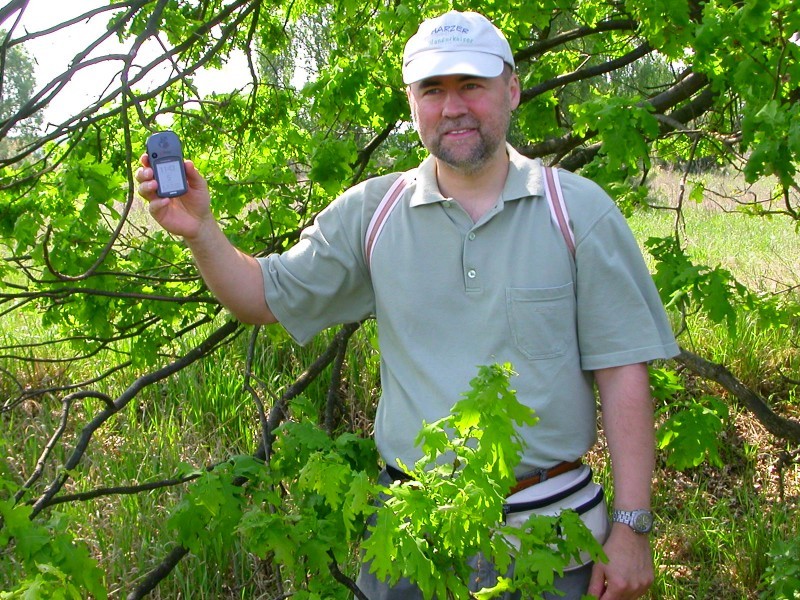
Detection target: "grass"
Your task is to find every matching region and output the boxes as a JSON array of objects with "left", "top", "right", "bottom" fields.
[
  {"left": 631, "top": 168, "right": 800, "bottom": 294},
  {"left": 625, "top": 167, "right": 800, "bottom": 599},
  {"left": 1, "top": 167, "right": 799, "bottom": 598},
  {"left": 0, "top": 311, "right": 383, "bottom": 597}
]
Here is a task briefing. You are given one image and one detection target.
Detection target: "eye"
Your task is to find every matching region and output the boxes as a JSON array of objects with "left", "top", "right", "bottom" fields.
[{"left": 422, "top": 87, "right": 442, "bottom": 96}]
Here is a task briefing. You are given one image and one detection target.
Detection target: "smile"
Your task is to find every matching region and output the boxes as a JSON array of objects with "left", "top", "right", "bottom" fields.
[{"left": 443, "top": 128, "right": 477, "bottom": 137}]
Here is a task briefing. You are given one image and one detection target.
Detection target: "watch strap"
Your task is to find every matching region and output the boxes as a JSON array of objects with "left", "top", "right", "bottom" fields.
[{"left": 611, "top": 509, "right": 654, "bottom": 534}]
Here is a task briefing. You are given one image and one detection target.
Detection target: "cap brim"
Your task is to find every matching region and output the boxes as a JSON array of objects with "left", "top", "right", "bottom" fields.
[{"left": 402, "top": 51, "right": 504, "bottom": 84}]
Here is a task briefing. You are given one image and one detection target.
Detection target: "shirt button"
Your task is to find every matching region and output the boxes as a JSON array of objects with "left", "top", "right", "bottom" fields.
[
  {"left": 443, "top": 200, "right": 452, "bottom": 208},
  {"left": 468, "top": 232, "right": 476, "bottom": 241},
  {"left": 467, "top": 269, "right": 477, "bottom": 279}
]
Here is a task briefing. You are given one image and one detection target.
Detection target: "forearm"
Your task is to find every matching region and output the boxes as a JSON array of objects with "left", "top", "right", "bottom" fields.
[
  {"left": 595, "top": 362, "right": 654, "bottom": 511},
  {"left": 137, "top": 157, "right": 277, "bottom": 324},
  {"left": 591, "top": 362, "right": 655, "bottom": 597},
  {"left": 185, "top": 218, "right": 276, "bottom": 325}
]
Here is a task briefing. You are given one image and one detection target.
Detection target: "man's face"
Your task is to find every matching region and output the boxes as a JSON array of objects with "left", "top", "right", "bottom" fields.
[{"left": 407, "top": 70, "right": 520, "bottom": 174}]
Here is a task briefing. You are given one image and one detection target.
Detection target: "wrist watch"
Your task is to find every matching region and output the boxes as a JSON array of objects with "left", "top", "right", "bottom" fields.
[{"left": 611, "top": 509, "right": 654, "bottom": 534}]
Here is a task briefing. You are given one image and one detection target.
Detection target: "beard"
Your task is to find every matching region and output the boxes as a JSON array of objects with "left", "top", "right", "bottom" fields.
[{"left": 415, "top": 111, "right": 511, "bottom": 175}]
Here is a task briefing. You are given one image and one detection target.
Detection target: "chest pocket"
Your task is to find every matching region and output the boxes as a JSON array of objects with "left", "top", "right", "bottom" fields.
[{"left": 506, "top": 283, "right": 576, "bottom": 360}]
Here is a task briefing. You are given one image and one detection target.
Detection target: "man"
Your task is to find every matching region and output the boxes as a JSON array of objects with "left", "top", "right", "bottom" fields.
[{"left": 137, "top": 10, "right": 678, "bottom": 599}]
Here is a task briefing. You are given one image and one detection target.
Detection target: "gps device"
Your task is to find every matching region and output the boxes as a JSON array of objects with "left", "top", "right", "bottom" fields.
[{"left": 146, "top": 131, "right": 188, "bottom": 197}]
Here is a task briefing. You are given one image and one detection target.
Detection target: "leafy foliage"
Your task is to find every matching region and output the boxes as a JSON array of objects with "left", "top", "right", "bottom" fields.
[
  {"left": 650, "top": 366, "right": 732, "bottom": 470},
  {"left": 656, "top": 394, "right": 730, "bottom": 469},
  {"left": 645, "top": 234, "right": 793, "bottom": 336},
  {"left": 363, "top": 364, "right": 603, "bottom": 599},
  {"left": 1, "top": 0, "right": 797, "bottom": 375},
  {"left": 161, "top": 364, "right": 603, "bottom": 599},
  {"left": 0, "top": 474, "right": 106, "bottom": 599},
  {"left": 0, "top": 0, "right": 799, "bottom": 595},
  {"left": 209, "top": 424, "right": 380, "bottom": 598},
  {"left": 760, "top": 536, "right": 800, "bottom": 600}
]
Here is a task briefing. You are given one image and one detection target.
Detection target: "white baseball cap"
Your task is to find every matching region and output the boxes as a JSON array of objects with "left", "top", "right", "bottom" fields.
[{"left": 402, "top": 11, "right": 515, "bottom": 85}]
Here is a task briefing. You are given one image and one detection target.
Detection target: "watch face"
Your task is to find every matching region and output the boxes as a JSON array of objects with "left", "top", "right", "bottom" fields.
[{"left": 633, "top": 511, "right": 654, "bottom": 532}]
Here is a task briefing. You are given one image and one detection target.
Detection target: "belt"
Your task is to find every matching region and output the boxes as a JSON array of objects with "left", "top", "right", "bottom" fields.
[
  {"left": 385, "top": 459, "right": 583, "bottom": 494},
  {"left": 386, "top": 465, "right": 413, "bottom": 482},
  {"left": 508, "top": 459, "right": 583, "bottom": 495}
]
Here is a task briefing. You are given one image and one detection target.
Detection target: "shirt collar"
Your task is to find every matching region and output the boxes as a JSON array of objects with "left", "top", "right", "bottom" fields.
[
  {"left": 504, "top": 144, "right": 545, "bottom": 201},
  {"left": 408, "top": 143, "right": 544, "bottom": 208}
]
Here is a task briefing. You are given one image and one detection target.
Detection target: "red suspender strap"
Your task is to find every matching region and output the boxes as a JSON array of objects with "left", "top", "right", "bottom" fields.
[
  {"left": 542, "top": 165, "right": 576, "bottom": 258},
  {"left": 364, "top": 170, "right": 416, "bottom": 273}
]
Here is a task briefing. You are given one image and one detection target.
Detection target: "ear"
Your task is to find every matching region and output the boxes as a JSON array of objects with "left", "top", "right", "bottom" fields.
[
  {"left": 406, "top": 86, "right": 420, "bottom": 131},
  {"left": 508, "top": 72, "right": 521, "bottom": 111}
]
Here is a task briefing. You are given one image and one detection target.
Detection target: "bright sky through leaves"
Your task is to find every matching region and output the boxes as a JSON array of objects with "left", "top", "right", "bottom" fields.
[{"left": 16, "top": 0, "right": 251, "bottom": 126}]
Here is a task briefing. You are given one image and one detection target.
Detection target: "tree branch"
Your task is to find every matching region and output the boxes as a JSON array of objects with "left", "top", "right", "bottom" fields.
[
  {"left": 519, "top": 41, "right": 653, "bottom": 104},
  {"left": 0, "top": 0, "right": 255, "bottom": 167},
  {"left": 29, "top": 319, "right": 243, "bottom": 517},
  {"left": 519, "top": 70, "right": 716, "bottom": 171},
  {"left": 127, "top": 321, "right": 363, "bottom": 596},
  {"left": 40, "top": 474, "right": 202, "bottom": 507},
  {"left": 0, "top": 0, "right": 28, "bottom": 29},
  {"left": 126, "top": 546, "right": 191, "bottom": 600},
  {"left": 264, "top": 322, "right": 362, "bottom": 459},
  {"left": 351, "top": 120, "right": 399, "bottom": 183},
  {"left": 244, "top": 325, "right": 272, "bottom": 457},
  {"left": 514, "top": 18, "right": 638, "bottom": 64},
  {"left": 675, "top": 347, "right": 800, "bottom": 445},
  {"left": 0, "top": 285, "right": 218, "bottom": 305},
  {"left": 325, "top": 325, "right": 351, "bottom": 434},
  {"left": 329, "top": 550, "right": 369, "bottom": 600}
]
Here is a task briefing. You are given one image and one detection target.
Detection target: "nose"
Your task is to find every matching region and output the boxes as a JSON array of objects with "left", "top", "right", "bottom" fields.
[{"left": 441, "top": 91, "right": 468, "bottom": 118}]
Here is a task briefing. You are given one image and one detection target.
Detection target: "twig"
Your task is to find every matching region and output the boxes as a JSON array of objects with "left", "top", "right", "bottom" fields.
[
  {"left": 126, "top": 545, "right": 190, "bottom": 600},
  {"left": 44, "top": 474, "right": 203, "bottom": 506},
  {"left": 264, "top": 322, "right": 361, "bottom": 459},
  {"left": 520, "top": 41, "right": 653, "bottom": 104},
  {"left": 514, "top": 18, "right": 638, "bottom": 63},
  {"left": 328, "top": 550, "right": 369, "bottom": 600},
  {"left": 128, "top": 322, "right": 363, "bottom": 597},
  {"left": 14, "top": 394, "right": 75, "bottom": 502},
  {"left": 325, "top": 327, "right": 350, "bottom": 435},
  {"left": 244, "top": 326, "right": 272, "bottom": 456}
]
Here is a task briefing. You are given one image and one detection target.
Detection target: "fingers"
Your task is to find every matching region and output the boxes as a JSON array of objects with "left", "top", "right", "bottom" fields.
[
  {"left": 136, "top": 167, "right": 158, "bottom": 200},
  {"left": 146, "top": 196, "right": 171, "bottom": 218},
  {"left": 136, "top": 157, "right": 202, "bottom": 196},
  {"left": 588, "top": 562, "right": 607, "bottom": 598},
  {"left": 136, "top": 153, "right": 160, "bottom": 200},
  {"left": 587, "top": 563, "right": 653, "bottom": 600}
]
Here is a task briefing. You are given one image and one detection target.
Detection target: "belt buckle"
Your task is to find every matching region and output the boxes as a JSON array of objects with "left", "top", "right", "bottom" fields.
[{"left": 535, "top": 467, "right": 549, "bottom": 484}]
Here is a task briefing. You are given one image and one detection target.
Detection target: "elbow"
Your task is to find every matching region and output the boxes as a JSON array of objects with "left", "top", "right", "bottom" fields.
[
  {"left": 238, "top": 313, "right": 278, "bottom": 326},
  {"left": 228, "top": 302, "right": 278, "bottom": 326}
]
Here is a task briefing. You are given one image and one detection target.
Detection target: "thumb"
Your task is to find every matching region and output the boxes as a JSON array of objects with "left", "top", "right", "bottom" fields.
[{"left": 184, "top": 160, "right": 207, "bottom": 191}]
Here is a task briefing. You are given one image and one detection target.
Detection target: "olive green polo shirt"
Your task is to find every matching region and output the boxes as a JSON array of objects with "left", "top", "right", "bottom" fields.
[{"left": 259, "top": 146, "right": 679, "bottom": 474}]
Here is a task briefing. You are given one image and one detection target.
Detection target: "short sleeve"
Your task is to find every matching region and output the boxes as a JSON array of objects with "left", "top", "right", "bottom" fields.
[
  {"left": 258, "top": 196, "right": 375, "bottom": 345},
  {"left": 574, "top": 203, "right": 679, "bottom": 370}
]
